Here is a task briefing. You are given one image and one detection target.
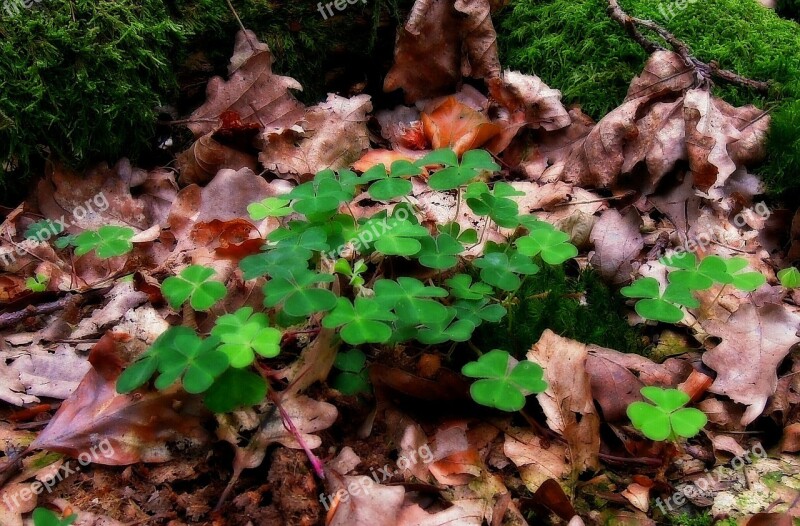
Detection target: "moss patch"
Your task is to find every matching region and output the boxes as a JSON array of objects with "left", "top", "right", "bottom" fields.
[
  {"left": 471, "top": 264, "right": 647, "bottom": 358},
  {"left": 496, "top": 0, "right": 800, "bottom": 200}
]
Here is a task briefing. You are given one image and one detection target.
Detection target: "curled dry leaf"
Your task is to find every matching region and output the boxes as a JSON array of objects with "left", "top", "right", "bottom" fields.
[
  {"left": 177, "top": 132, "right": 258, "bottom": 186},
  {"left": 702, "top": 303, "right": 800, "bottom": 425},
  {"left": 504, "top": 427, "right": 569, "bottom": 490},
  {"left": 421, "top": 96, "right": 501, "bottom": 155},
  {"left": 187, "top": 30, "right": 304, "bottom": 138},
  {"left": 260, "top": 94, "right": 372, "bottom": 180},
  {"left": 527, "top": 330, "right": 600, "bottom": 476},
  {"left": 488, "top": 71, "right": 570, "bottom": 132}
]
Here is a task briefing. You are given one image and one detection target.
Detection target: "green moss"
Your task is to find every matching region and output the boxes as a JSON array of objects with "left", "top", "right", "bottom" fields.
[
  {"left": 0, "top": 0, "right": 182, "bottom": 198},
  {"left": 496, "top": 0, "right": 800, "bottom": 201},
  {"left": 666, "top": 512, "right": 713, "bottom": 526},
  {"left": 471, "top": 264, "right": 647, "bottom": 357}
]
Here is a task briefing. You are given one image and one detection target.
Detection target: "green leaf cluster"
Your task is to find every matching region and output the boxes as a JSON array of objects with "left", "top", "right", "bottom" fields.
[{"left": 627, "top": 387, "right": 707, "bottom": 441}]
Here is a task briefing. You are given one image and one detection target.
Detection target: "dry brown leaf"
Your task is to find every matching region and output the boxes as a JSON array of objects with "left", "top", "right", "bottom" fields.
[
  {"left": 396, "top": 498, "right": 485, "bottom": 526},
  {"left": 589, "top": 208, "right": 643, "bottom": 284},
  {"left": 325, "top": 471, "right": 406, "bottom": 526},
  {"left": 702, "top": 303, "right": 800, "bottom": 425},
  {"left": 384, "top": 0, "right": 500, "bottom": 103},
  {"left": 352, "top": 150, "right": 423, "bottom": 173},
  {"left": 187, "top": 30, "right": 304, "bottom": 138},
  {"left": 488, "top": 71, "right": 570, "bottom": 132},
  {"left": 527, "top": 330, "right": 600, "bottom": 476},
  {"left": 621, "top": 482, "right": 650, "bottom": 512},
  {"left": 0, "top": 482, "right": 37, "bottom": 526},
  {"left": 421, "top": 96, "right": 501, "bottom": 155},
  {"left": 29, "top": 333, "right": 209, "bottom": 464},
  {"left": 260, "top": 94, "right": 372, "bottom": 180},
  {"left": 177, "top": 132, "right": 258, "bottom": 186},
  {"left": 504, "top": 427, "right": 569, "bottom": 490}
]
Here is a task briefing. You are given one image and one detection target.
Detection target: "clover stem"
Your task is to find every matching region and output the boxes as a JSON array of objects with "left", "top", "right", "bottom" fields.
[
  {"left": 709, "top": 284, "right": 728, "bottom": 311},
  {"left": 453, "top": 186, "right": 462, "bottom": 225},
  {"left": 269, "top": 389, "right": 326, "bottom": 479},
  {"left": 467, "top": 340, "right": 483, "bottom": 357}
]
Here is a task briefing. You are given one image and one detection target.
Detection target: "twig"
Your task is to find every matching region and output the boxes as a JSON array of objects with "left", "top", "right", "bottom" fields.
[
  {"left": 606, "top": 0, "right": 769, "bottom": 92},
  {"left": 0, "top": 294, "right": 76, "bottom": 330}
]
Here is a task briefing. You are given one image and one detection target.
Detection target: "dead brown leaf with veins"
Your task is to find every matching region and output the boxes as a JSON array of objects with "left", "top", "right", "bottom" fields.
[{"left": 702, "top": 303, "right": 800, "bottom": 425}]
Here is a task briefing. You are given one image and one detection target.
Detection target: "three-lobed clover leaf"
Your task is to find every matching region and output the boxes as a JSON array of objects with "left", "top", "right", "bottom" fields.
[
  {"left": 73, "top": 225, "right": 135, "bottom": 258},
  {"left": 203, "top": 368, "right": 267, "bottom": 413},
  {"left": 419, "top": 149, "right": 500, "bottom": 191},
  {"left": 247, "top": 197, "right": 293, "bottom": 220},
  {"left": 334, "top": 258, "right": 368, "bottom": 287},
  {"left": 515, "top": 228, "right": 578, "bottom": 265},
  {"left": 116, "top": 327, "right": 229, "bottom": 394},
  {"left": 416, "top": 233, "right": 464, "bottom": 269},
  {"left": 322, "top": 297, "right": 397, "bottom": 344},
  {"left": 453, "top": 298, "right": 507, "bottom": 326},
  {"left": 445, "top": 273, "right": 493, "bottom": 300},
  {"left": 263, "top": 267, "right": 337, "bottom": 316},
  {"left": 662, "top": 253, "right": 732, "bottom": 291},
  {"left": 211, "top": 307, "right": 282, "bottom": 367},
  {"left": 627, "top": 386, "right": 707, "bottom": 441},
  {"left": 332, "top": 348, "right": 371, "bottom": 395},
  {"left": 373, "top": 277, "right": 449, "bottom": 324},
  {"left": 438, "top": 222, "right": 478, "bottom": 245},
  {"left": 360, "top": 160, "right": 421, "bottom": 201},
  {"left": 162, "top": 265, "right": 227, "bottom": 311},
  {"left": 462, "top": 350, "right": 547, "bottom": 412},
  {"left": 32, "top": 508, "right": 77, "bottom": 526},
  {"left": 371, "top": 219, "right": 430, "bottom": 256},
  {"left": 779, "top": 267, "right": 800, "bottom": 288},
  {"left": 25, "top": 273, "right": 48, "bottom": 292},
  {"left": 621, "top": 277, "right": 699, "bottom": 323},
  {"left": 288, "top": 171, "right": 353, "bottom": 219},
  {"left": 465, "top": 182, "right": 523, "bottom": 228},
  {"left": 240, "top": 245, "right": 311, "bottom": 281},
  {"left": 724, "top": 257, "right": 766, "bottom": 292},
  {"left": 25, "top": 219, "right": 64, "bottom": 241},
  {"left": 473, "top": 250, "right": 540, "bottom": 291}
]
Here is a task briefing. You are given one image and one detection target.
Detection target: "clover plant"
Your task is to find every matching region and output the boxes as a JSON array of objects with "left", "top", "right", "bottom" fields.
[
  {"left": 332, "top": 349, "right": 371, "bottom": 395},
  {"left": 162, "top": 265, "right": 227, "bottom": 311},
  {"left": 26, "top": 273, "right": 48, "bottom": 292},
  {"left": 73, "top": 225, "right": 135, "bottom": 258},
  {"left": 32, "top": 508, "right": 77, "bottom": 526},
  {"left": 461, "top": 350, "right": 547, "bottom": 411},
  {"left": 627, "top": 387, "right": 707, "bottom": 441},
  {"left": 621, "top": 277, "right": 699, "bottom": 323},
  {"left": 25, "top": 219, "right": 64, "bottom": 241},
  {"left": 779, "top": 267, "right": 800, "bottom": 288}
]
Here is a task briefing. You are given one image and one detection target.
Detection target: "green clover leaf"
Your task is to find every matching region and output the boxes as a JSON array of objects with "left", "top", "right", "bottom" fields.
[
  {"left": 724, "top": 257, "right": 766, "bottom": 292},
  {"left": 416, "top": 308, "right": 476, "bottom": 344},
  {"left": 360, "top": 161, "right": 420, "bottom": 201},
  {"left": 473, "top": 251, "right": 540, "bottom": 291},
  {"left": 73, "top": 226, "right": 135, "bottom": 258},
  {"left": 437, "top": 222, "right": 478, "bottom": 244},
  {"left": 445, "top": 273, "right": 493, "bottom": 300},
  {"left": 373, "top": 277, "right": 449, "bottom": 324},
  {"left": 149, "top": 328, "right": 229, "bottom": 394},
  {"left": 203, "top": 368, "right": 267, "bottom": 413},
  {"left": 453, "top": 298, "right": 507, "bottom": 326},
  {"left": 422, "top": 149, "right": 500, "bottom": 190},
  {"left": 663, "top": 254, "right": 732, "bottom": 291},
  {"left": 465, "top": 182, "right": 523, "bottom": 228},
  {"left": 263, "top": 267, "right": 337, "bottom": 316},
  {"left": 371, "top": 219, "right": 430, "bottom": 256},
  {"left": 779, "top": 267, "right": 800, "bottom": 288},
  {"left": 621, "top": 277, "right": 698, "bottom": 323},
  {"left": 322, "top": 297, "right": 397, "bottom": 344},
  {"left": 332, "top": 348, "right": 371, "bottom": 395},
  {"left": 116, "top": 354, "right": 159, "bottom": 393},
  {"left": 211, "top": 307, "right": 282, "bottom": 367},
  {"left": 416, "top": 233, "right": 464, "bottom": 269},
  {"left": 288, "top": 172, "right": 353, "bottom": 219},
  {"left": 515, "top": 228, "right": 578, "bottom": 265},
  {"left": 247, "top": 197, "right": 293, "bottom": 220},
  {"left": 240, "top": 246, "right": 312, "bottom": 281},
  {"left": 334, "top": 258, "right": 368, "bottom": 287},
  {"left": 162, "top": 265, "right": 227, "bottom": 311},
  {"left": 25, "top": 273, "right": 48, "bottom": 292},
  {"left": 462, "top": 350, "right": 548, "bottom": 412},
  {"left": 25, "top": 219, "right": 64, "bottom": 241},
  {"left": 32, "top": 508, "right": 77, "bottom": 526},
  {"left": 626, "top": 386, "right": 707, "bottom": 441}
]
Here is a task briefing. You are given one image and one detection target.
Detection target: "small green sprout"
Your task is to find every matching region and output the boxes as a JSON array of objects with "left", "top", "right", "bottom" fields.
[
  {"left": 32, "top": 508, "right": 77, "bottom": 526},
  {"left": 418, "top": 148, "right": 500, "bottom": 191},
  {"left": 247, "top": 196, "right": 293, "bottom": 219},
  {"left": 73, "top": 225, "right": 135, "bottom": 258},
  {"left": 211, "top": 307, "right": 282, "bottom": 367},
  {"left": 462, "top": 349, "right": 548, "bottom": 411},
  {"left": 627, "top": 386, "right": 707, "bottom": 441},
  {"left": 25, "top": 273, "right": 49, "bottom": 292},
  {"left": 334, "top": 258, "right": 368, "bottom": 287},
  {"left": 162, "top": 265, "right": 227, "bottom": 311},
  {"left": 779, "top": 267, "right": 800, "bottom": 288},
  {"left": 332, "top": 348, "right": 371, "bottom": 395},
  {"left": 621, "top": 277, "right": 699, "bottom": 323}
]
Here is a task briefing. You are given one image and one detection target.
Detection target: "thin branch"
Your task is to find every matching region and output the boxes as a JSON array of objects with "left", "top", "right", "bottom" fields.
[{"left": 606, "top": 0, "right": 769, "bottom": 92}]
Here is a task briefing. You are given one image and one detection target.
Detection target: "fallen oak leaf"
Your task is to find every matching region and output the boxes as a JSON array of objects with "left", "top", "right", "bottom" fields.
[
  {"left": 421, "top": 97, "right": 501, "bottom": 156},
  {"left": 177, "top": 132, "right": 258, "bottom": 186},
  {"left": 28, "top": 332, "right": 209, "bottom": 465}
]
